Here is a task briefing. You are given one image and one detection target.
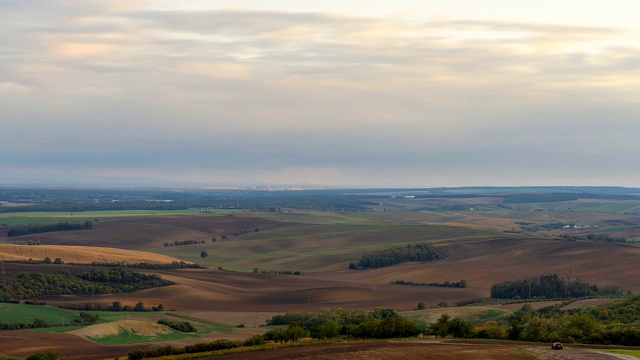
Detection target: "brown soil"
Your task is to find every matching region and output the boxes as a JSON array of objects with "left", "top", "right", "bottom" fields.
[
  {"left": 0, "top": 331, "right": 152, "bottom": 359},
  {"left": 205, "top": 340, "right": 544, "bottom": 360}
]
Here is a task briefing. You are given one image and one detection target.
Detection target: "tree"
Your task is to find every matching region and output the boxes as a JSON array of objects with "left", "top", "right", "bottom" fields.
[
  {"left": 43, "top": 257, "right": 52, "bottom": 264},
  {"left": 54, "top": 258, "right": 63, "bottom": 264},
  {"left": 200, "top": 251, "right": 208, "bottom": 258},
  {"left": 416, "top": 302, "right": 426, "bottom": 310},
  {"left": 26, "top": 350, "right": 66, "bottom": 360},
  {"left": 429, "top": 314, "right": 451, "bottom": 338},
  {"left": 134, "top": 302, "right": 145, "bottom": 312},
  {"left": 112, "top": 301, "right": 122, "bottom": 311},
  {"left": 284, "top": 322, "right": 309, "bottom": 342}
]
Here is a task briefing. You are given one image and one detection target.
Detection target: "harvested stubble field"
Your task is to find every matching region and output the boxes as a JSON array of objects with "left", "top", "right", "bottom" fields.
[{"left": 0, "top": 244, "right": 183, "bottom": 264}]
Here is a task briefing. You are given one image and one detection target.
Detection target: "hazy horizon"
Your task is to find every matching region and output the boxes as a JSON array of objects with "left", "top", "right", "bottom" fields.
[{"left": 3, "top": 1, "right": 640, "bottom": 188}]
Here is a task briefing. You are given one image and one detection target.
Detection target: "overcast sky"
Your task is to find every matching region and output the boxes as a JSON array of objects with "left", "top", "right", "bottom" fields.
[{"left": 2, "top": 1, "right": 639, "bottom": 188}]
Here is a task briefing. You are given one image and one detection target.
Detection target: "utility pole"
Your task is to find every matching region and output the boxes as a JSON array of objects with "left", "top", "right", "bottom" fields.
[{"left": 308, "top": 292, "right": 311, "bottom": 312}]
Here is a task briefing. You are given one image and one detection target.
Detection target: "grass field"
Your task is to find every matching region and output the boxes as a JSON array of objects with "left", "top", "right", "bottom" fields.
[
  {"left": 0, "top": 303, "right": 78, "bottom": 325},
  {"left": 0, "top": 210, "right": 232, "bottom": 226},
  {"left": 0, "top": 303, "right": 234, "bottom": 346},
  {"left": 601, "top": 349, "right": 640, "bottom": 357}
]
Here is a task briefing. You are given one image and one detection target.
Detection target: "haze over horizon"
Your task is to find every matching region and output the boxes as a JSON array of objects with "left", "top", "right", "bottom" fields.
[{"left": 2, "top": 1, "right": 639, "bottom": 188}]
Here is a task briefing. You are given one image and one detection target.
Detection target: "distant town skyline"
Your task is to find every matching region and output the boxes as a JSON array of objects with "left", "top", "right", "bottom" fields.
[{"left": 2, "top": 1, "right": 639, "bottom": 188}]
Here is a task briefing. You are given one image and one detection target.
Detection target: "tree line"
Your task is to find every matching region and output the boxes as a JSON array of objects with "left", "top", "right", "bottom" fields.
[
  {"left": 6, "top": 221, "right": 93, "bottom": 237},
  {"left": 0, "top": 268, "right": 174, "bottom": 301},
  {"left": 560, "top": 233, "right": 628, "bottom": 243},
  {"left": 472, "top": 296, "right": 640, "bottom": 345},
  {"left": 349, "top": 243, "right": 440, "bottom": 270},
  {"left": 265, "top": 307, "right": 420, "bottom": 339},
  {"left": 60, "top": 301, "right": 165, "bottom": 312},
  {"left": 157, "top": 319, "right": 196, "bottom": 332},
  {"left": 490, "top": 274, "right": 624, "bottom": 299},
  {"left": 391, "top": 279, "right": 467, "bottom": 288},
  {"left": 0, "top": 311, "right": 99, "bottom": 331}
]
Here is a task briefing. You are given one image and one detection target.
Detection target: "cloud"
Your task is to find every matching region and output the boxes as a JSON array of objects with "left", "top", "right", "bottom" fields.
[{"left": 2, "top": 5, "right": 640, "bottom": 186}]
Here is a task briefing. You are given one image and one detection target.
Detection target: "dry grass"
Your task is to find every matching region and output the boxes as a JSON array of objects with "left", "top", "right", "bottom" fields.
[
  {"left": 71, "top": 320, "right": 172, "bottom": 339},
  {"left": 0, "top": 244, "right": 184, "bottom": 264}
]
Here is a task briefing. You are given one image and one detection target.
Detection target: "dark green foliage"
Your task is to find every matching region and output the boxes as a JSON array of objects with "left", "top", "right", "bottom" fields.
[
  {"left": 70, "top": 312, "right": 99, "bottom": 326},
  {"left": 200, "top": 251, "right": 208, "bottom": 258},
  {"left": 7, "top": 221, "right": 92, "bottom": 237},
  {"left": 157, "top": 319, "right": 196, "bottom": 332},
  {"left": 349, "top": 243, "right": 440, "bottom": 270},
  {"left": 266, "top": 307, "right": 418, "bottom": 340},
  {"left": 586, "top": 233, "right": 627, "bottom": 243},
  {"left": 0, "top": 268, "right": 174, "bottom": 301},
  {"left": 392, "top": 279, "right": 466, "bottom": 288},
  {"left": 25, "top": 350, "right": 65, "bottom": 360},
  {"left": 490, "top": 274, "right": 614, "bottom": 299}
]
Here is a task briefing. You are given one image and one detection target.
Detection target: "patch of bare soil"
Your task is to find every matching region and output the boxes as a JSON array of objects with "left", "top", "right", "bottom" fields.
[
  {"left": 0, "top": 331, "right": 152, "bottom": 360},
  {"left": 207, "top": 340, "right": 541, "bottom": 360}
]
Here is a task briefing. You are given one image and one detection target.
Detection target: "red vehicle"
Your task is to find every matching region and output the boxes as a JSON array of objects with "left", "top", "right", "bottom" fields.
[{"left": 551, "top": 342, "right": 564, "bottom": 350}]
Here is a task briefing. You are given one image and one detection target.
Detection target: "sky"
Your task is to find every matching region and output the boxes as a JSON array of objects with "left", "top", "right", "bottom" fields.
[{"left": 2, "top": 1, "right": 640, "bottom": 188}]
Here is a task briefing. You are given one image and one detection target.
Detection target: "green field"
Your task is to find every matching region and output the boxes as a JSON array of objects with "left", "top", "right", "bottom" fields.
[
  {"left": 601, "top": 349, "right": 640, "bottom": 358},
  {"left": 0, "top": 210, "right": 231, "bottom": 226},
  {"left": 0, "top": 303, "right": 78, "bottom": 325}
]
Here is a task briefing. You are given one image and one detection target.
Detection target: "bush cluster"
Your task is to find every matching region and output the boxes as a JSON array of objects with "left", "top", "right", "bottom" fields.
[
  {"left": 157, "top": 319, "right": 196, "bottom": 332},
  {"left": 349, "top": 243, "right": 440, "bottom": 270}
]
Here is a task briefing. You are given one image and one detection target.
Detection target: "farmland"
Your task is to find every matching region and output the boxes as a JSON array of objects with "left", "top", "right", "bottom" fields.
[{"left": 2, "top": 187, "right": 640, "bottom": 359}]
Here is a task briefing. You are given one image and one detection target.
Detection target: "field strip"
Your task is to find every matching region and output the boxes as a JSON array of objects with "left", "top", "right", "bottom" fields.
[{"left": 165, "top": 312, "right": 232, "bottom": 327}]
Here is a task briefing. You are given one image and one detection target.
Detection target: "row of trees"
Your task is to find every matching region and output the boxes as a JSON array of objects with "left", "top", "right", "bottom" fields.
[
  {"left": 0, "top": 312, "right": 99, "bottom": 331},
  {"left": 479, "top": 297, "right": 640, "bottom": 345},
  {"left": 7, "top": 221, "right": 93, "bottom": 237},
  {"left": 392, "top": 279, "right": 467, "bottom": 288},
  {"left": 0, "top": 268, "right": 174, "bottom": 301},
  {"left": 490, "top": 274, "right": 624, "bottom": 299},
  {"left": 60, "top": 301, "right": 164, "bottom": 312},
  {"left": 164, "top": 240, "right": 206, "bottom": 247},
  {"left": 559, "top": 233, "right": 628, "bottom": 243},
  {"left": 349, "top": 243, "right": 441, "bottom": 270},
  {"left": 266, "top": 307, "right": 420, "bottom": 339}
]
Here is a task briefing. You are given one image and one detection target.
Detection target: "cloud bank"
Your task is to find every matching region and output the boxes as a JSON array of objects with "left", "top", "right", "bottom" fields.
[{"left": 2, "top": 2, "right": 639, "bottom": 187}]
